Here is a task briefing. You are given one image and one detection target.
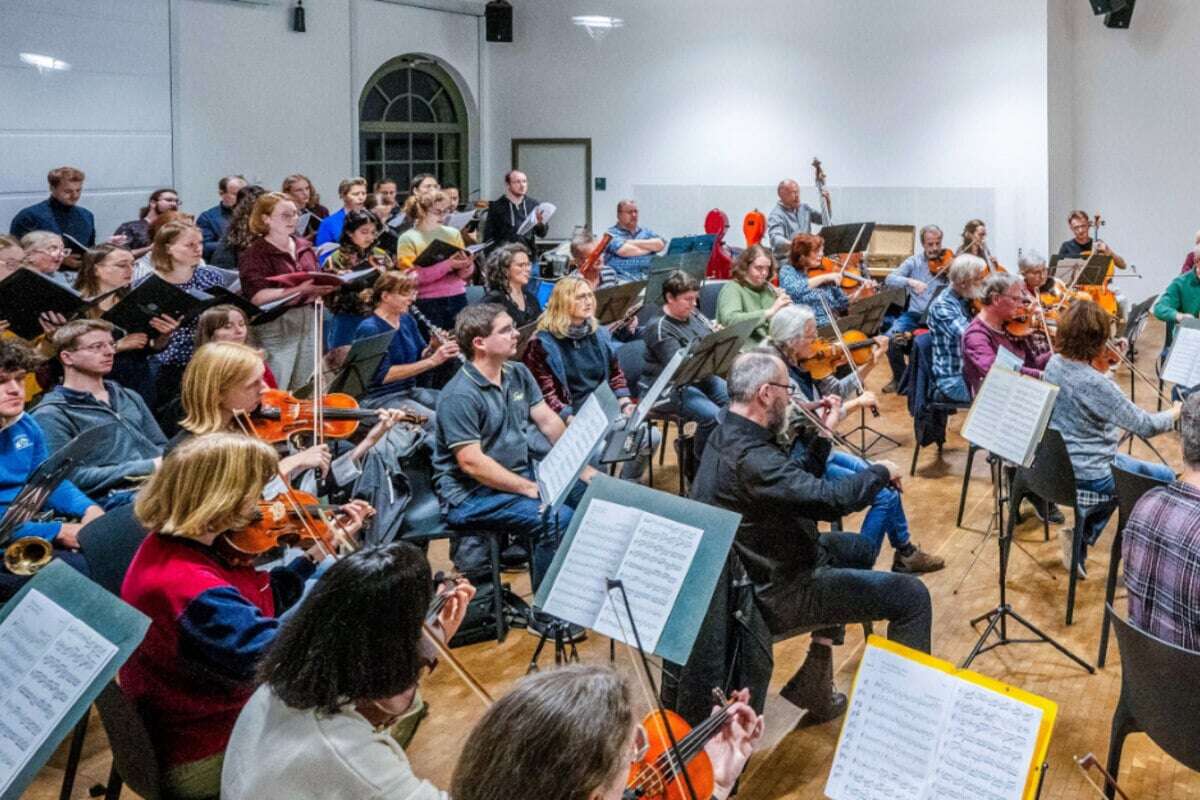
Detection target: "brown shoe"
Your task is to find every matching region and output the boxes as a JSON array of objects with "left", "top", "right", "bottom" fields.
[
  {"left": 780, "top": 645, "right": 847, "bottom": 724},
  {"left": 892, "top": 544, "right": 945, "bottom": 574}
]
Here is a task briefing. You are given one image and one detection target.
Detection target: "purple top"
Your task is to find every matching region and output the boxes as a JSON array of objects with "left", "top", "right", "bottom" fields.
[{"left": 961, "top": 316, "right": 1050, "bottom": 395}]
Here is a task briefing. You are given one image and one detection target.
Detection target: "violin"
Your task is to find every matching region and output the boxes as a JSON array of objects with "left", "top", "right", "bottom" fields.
[
  {"left": 579, "top": 232, "right": 613, "bottom": 285},
  {"left": 811, "top": 254, "right": 874, "bottom": 294},
  {"left": 927, "top": 248, "right": 954, "bottom": 275},
  {"left": 253, "top": 388, "right": 426, "bottom": 443},
  {"left": 214, "top": 488, "right": 348, "bottom": 565},
  {"left": 626, "top": 693, "right": 737, "bottom": 800},
  {"left": 742, "top": 209, "right": 766, "bottom": 248},
  {"left": 800, "top": 329, "right": 878, "bottom": 380}
]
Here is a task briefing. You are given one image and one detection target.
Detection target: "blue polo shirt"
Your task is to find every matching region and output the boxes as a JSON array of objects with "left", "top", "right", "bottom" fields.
[
  {"left": 9, "top": 197, "right": 96, "bottom": 253},
  {"left": 604, "top": 223, "right": 662, "bottom": 278},
  {"left": 355, "top": 313, "right": 427, "bottom": 398}
]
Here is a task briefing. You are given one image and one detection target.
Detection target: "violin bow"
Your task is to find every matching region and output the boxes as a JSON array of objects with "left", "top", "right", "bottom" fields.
[
  {"left": 816, "top": 294, "right": 879, "bottom": 417},
  {"left": 421, "top": 622, "right": 493, "bottom": 706}
]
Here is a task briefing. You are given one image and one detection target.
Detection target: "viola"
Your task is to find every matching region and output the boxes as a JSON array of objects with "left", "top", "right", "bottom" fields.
[
  {"left": 253, "top": 388, "right": 426, "bottom": 443},
  {"left": 579, "top": 232, "right": 613, "bottom": 286},
  {"left": 626, "top": 697, "right": 737, "bottom": 800},
  {"left": 742, "top": 209, "right": 766, "bottom": 247},
  {"left": 800, "top": 329, "right": 878, "bottom": 380}
]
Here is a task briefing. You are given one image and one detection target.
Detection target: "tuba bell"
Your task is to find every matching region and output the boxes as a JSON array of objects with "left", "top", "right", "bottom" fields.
[{"left": 3, "top": 536, "right": 54, "bottom": 576}]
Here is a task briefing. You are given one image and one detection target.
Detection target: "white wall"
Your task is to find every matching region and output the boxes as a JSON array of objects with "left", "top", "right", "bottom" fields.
[
  {"left": 483, "top": 0, "right": 1050, "bottom": 265},
  {"left": 1051, "top": 0, "right": 1196, "bottom": 302},
  {"left": 0, "top": 0, "right": 172, "bottom": 238}
]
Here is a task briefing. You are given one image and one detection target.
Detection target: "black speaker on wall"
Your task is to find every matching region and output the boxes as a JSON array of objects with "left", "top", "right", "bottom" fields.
[
  {"left": 1104, "top": 0, "right": 1135, "bottom": 28},
  {"left": 486, "top": 0, "right": 513, "bottom": 43},
  {"left": 1087, "top": 0, "right": 1126, "bottom": 13}
]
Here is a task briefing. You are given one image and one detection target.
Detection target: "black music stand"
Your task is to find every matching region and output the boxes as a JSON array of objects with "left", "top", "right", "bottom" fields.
[
  {"left": 295, "top": 329, "right": 395, "bottom": 400},
  {"left": 594, "top": 280, "right": 646, "bottom": 325},
  {"left": 673, "top": 318, "right": 757, "bottom": 385},
  {"left": 818, "top": 222, "right": 875, "bottom": 256},
  {"left": 0, "top": 424, "right": 118, "bottom": 544},
  {"left": 644, "top": 253, "right": 709, "bottom": 306}
]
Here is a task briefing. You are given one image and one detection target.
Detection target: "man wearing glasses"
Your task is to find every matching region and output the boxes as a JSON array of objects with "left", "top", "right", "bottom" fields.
[
  {"left": 961, "top": 272, "right": 1052, "bottom": 396},
  {"left": 31, "top": 319, "right": 166, "bottom": 506}
]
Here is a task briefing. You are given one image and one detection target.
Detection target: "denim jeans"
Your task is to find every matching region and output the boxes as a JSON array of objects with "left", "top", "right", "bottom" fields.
[
  {"left": 935, "top": 374, "right": 971, "bottom": 403},
  {"left": 659, "top": 375, "right": 729, "bottom": 458},
  {"left": 1074, "top": 453, "right": 1175, "bottom": 546},
  {"left": 758, "top": 532, "right": 932, "bottom": 653},
  {"left": 446, "top": 481, "right": 579, "bottom": 590},
  {"left": 885, "top": 310, "right": 923, "bottom": 383},
  {"left": 823, "top": 451, "right": 910, "bottom": 560}
]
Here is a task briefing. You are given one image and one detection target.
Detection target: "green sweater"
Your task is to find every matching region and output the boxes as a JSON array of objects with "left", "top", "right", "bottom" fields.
[
  {"left": 1153, "top": 270, "right": 1200, "bottom": 338},
  {"left": 716, "top": 280, "right": 776, "bottom": 346}
]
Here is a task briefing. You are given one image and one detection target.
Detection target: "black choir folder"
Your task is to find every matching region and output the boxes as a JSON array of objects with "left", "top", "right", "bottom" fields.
[
  {"left": 0, "top": 269, "right": 89, "bottom": 339},
  {"left": 412, "top": 238, "right": 488, "bottom": 268},
  {"left": 0, "top": 561, "right": 149, "bottom": 799},
  {"left": 825, "top": 637, "right": 1056, "bottom": 800}
]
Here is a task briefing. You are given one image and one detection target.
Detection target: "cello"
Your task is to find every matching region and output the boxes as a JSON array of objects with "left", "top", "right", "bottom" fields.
[{"left": 1074, "top": 213, "right": 1120, "bottom": 318}]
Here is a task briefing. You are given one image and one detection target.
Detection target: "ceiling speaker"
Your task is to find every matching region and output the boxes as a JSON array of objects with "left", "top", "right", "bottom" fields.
[
  {"left": 486, "top": 1, "right": 513, "bottom": 43},
  {"left": 1104, "top": 0, "right": 1135, "bottom": 28}
]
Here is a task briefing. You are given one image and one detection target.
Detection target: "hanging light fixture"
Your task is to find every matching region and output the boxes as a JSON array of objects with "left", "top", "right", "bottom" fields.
[
  {"left": 571, "top": 14, "right": 623, "bottom": 41},
  {"left": 20, "top": 52, "right": 71, "bottom": 73}
]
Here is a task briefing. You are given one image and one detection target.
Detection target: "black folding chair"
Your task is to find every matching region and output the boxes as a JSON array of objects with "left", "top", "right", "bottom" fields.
[{"left": 1104, "top": 607, "right": 1200, "bottom": 798}]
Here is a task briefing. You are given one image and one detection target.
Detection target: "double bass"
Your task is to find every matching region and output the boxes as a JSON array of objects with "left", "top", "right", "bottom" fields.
[{"left": 812, "top": 158, "right": 873, "bottom": 295}]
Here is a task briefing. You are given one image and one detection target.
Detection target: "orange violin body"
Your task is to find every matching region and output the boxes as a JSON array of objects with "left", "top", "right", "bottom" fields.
[
  {"left": 927, "top": 248, "right": 954, "bottom": 275},
  {"left": 216, "top": 489, "right": 340, "bottom": 564},
  {"left": 252, "top": 389, "right": 424, "bottom": 443},
  {"left": 801, "top": 329, "right": 875, "bottom": 380},
  {"left": 627, "top": 709, "right": 715, "bottom": 800}
]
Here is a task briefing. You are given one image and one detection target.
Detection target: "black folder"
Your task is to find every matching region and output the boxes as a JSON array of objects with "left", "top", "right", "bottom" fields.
[
  {"left": 0, "top": 269, "right": 89, "bottom": 339},
  {"left": 101, "top": 274, "right": 211, "bottom": 335}
]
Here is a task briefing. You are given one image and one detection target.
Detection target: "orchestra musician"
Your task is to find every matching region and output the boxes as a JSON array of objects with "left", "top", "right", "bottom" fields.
[
  {"left": 222, "top": 543, "right": 473, "bottom": 800},
  {"left": 926, "top": 254, "right": 988, "bottom": 403},
  {"left": 1153, "top": 243, "right": 1200, "bottom": 346},
  {"left": 642, "top": 269, "right": 730, "bottom": 463},
  {"left": 1013, "top": 249, "right": 1058, "bottom": 358},
  {"left": 119, "top": 433, "right": 372, "bottom": 800},
  {"left": 961, "top": 273, "right": 1051, "bottom": 393},
  {"left": 1043, "top": 301, "right": 1179, "bottom": 577},
  {"left": 604, "top": 200, "right": 667, "bottom": 279},
  {"left": 956, "top": 218, "right": 1001, "bottom": 271},
  {"left": 881, "top": 225, "right": 951, "bottom": 392},
  {"left": 778, "top": 233, "right": 876, "bottom": 327},
  {"left": 1058, "top": 209, "right": 1131, "bottom": 320},
  {"left": 568, "top": 231, "right": 620, "bottom": 290},
  {"left": 715, "top": 244, "right": 792, "bottom": 348},
  {"left": 689, "top": 349, "right": 931, "bottom": 722},
  {"left": 452, "top": 665, "right": 762, "bottom": 800},
  {"left": 768, "top": 305, "right": 944, "bottom": 574},
  {"left": 767, "top": 178, "right": 829, "bottom": 255}
]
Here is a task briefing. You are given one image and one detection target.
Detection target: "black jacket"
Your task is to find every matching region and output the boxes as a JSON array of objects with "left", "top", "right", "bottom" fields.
[
  {"left": 482, "top": 195, "right": 547, "bottom": 252},
  {"left": 690, "top": 411, "right": 889, "bottom": 598}
]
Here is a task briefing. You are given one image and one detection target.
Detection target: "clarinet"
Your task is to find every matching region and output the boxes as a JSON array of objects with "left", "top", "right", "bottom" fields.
[{"left": 409, "top": 305, "right": 466, "bottom": 363}]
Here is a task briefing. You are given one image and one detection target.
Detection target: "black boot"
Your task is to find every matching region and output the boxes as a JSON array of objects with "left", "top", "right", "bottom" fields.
[{"left": 779, "top": 643, "right": 847, "bottom": 724}]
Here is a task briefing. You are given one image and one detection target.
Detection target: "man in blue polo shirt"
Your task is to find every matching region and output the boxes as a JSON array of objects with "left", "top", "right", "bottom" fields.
[
  {"left": 604, "top": 199, "right": 666, "bottom": 279},
  {"left": 9, "top": 166, "right": 101, "bottom": 269}
]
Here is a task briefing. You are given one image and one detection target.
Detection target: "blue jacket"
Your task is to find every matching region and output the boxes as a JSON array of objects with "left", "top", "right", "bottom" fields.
[
  {"left": 523, "top": 327, "right": 630, "bottom": 419},
  {"left": 314, "top": 209, "right": 348, "bottom": 261},
  {"left": 197, "top": 203, "right": 233, "bottom": 260},
  {"left": 9, "top": 197, "right": 95, "bottom": 251},
  {"left": 0, "top": 414, "right": 95, "bottom": 543},
  {"left": 31, "top": 381, "right": 166, "bottom": 496}
]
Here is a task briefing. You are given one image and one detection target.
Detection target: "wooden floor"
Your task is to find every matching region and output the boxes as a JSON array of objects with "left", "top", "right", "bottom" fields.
[{"left": 26, "top": 319, "right": 1200, "bottom": 800}]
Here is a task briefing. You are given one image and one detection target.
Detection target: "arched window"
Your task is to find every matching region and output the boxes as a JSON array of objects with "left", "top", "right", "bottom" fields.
[{"left": 359, "top": 57, "right": 468, "bottom": 198}]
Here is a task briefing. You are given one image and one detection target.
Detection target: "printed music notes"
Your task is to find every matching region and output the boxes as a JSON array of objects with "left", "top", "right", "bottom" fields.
[
  {"left": 826, "top": 637, "right": 1055, "bottom": 800},
  {"left": 1161, "top": 324, "right": 1200, "bottom": 388},
  {"left": 516, "top": 202, "right": 556, "bottom": 236},
  {"left": 536, "top": 385, "right": 619, "bottom": 508},
  {"left": 0, "top": 590, "right": 117, "bottom": 794},
  {"left": 962, "top": 368, "right": 1059, "bottom": 468}
]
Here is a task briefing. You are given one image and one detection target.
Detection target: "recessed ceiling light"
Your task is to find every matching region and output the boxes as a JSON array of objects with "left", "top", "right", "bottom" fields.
[
  {"left": 20, "top": 52, "right": 71, "bottom": 72},
  {"left": 572, "top": 14, "right": 624, "bottom": 40}
]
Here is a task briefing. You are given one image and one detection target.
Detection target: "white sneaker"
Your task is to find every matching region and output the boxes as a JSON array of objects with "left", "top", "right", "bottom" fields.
[{"left": 1058, "top": 527, "right": 1086, "bottom": 579}]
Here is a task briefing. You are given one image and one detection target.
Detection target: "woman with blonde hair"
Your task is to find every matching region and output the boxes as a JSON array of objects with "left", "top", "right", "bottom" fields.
[
  {"left": 716, "top": 243, "right": 791, "bottom": 346},
  {"left": 120, "top": 433, "right": 371, "bottom": 800},
  {"left": 524, "top": 276, "right": 657, "bottom": 479},
  {"left": 238, "top": 192, "right": 335, "bottom": 390}
]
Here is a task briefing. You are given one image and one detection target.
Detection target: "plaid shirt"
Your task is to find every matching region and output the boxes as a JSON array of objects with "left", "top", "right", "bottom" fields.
[
  {"left": 926, "top": 288, "right": 972, "bottom": 384},
  {"left": 1123, "top": 481, "right": 1200, "bottom": 650}
]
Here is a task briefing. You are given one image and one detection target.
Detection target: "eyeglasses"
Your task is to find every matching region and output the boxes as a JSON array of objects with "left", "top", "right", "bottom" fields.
[
  {"left": 767, "top": 382, "right": 799, "bottom": 396},
  {"left": 71, "top": 341, "right": 117, "bottom": 354}
]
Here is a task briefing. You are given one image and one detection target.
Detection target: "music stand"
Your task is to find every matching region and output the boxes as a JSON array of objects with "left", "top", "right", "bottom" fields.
[
  {"left": 598, "top": 348, "right": 688, "bottom": 465},
  {"left": 594, "top": 280, "right": 647, "bottom": 325},
  {"left": 818, "top": 222, "right": 875, "bottom": 256},
  {"left": 674, "top": 318, "right": 757, "bottom": 385},
  {"left": 295, "top": 329, "right": 395, "bottom": 400},
  {"left": 0, "top": 423, "right": 118, "bottom": 544},
  {"left": 514, "top": 321, "right": 539, "bottom": 361},
  {"left": 644, "top": 252, "right": 709, "bottom": 306},
  {"left": 665, "top": 234, "right": 716, "bottom": 256}
]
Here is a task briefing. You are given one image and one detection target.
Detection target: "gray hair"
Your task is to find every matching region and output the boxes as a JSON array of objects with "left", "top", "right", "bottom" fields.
[
  {"left": 947, "top": 254, "right": 987, "bottom": 290},
  {"left": 777, "top": 179, "right": 799, "bottom": 196},
  {"left": 1184, "top": 393, "right": 1200, "bottom": 468},
  {"left": 728, "top": 348, "right": 785, "bottom": 403},
  {"left": 20, "top": 230, "right": 63, "bottom": 252},
  {"left": 1017, "top": 249, "right": 1047, "bottom": 273},
  {"left": 919, "top": 224, "right": 943, "bottom": 242},
  {"left": 616, "top": 199, "right": 637, "bottom": 214},
  {"left": 569, "top": 231, "right": 595, "bottom": 263},
  {"left": 769, "top": 303, "right": 816, "bottom": 345},
  {"left": 979, "top": 272, "right": 1022, "bottom": 306}
]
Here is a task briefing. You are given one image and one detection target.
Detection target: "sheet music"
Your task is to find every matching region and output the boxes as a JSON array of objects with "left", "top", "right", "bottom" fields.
[
  {"left": 592, "top": 511, "right": 703, "bottom": 653},
  {"left": 537, "top": 393, "right": 612, "bottom": 507},
  {"left": 0, "top": 590, "right": 117, "bottom": 794},
  {"left": 992, "top": 346, "right": 1023, "bottom": 373},
  {"left": 445, "top": 210, "right": 475, "bottom": 230},
  {"left": 962, "top": 368, "right": 1059, "bottom": 468},
  {"left": 294, "top": 210, "right": 313, "bottom": 236},
  {"left": 541, "top": 499, "right": 641, "bottom": 626},
  {"left": 826, "top": 644, "right": 1044, "bottom": 800},
  {"left": 516, "top": 202, "right": 556, "bottom": 236},
  {"left": 1162, "top": 326, "right": 1200, "bottom": 388}
]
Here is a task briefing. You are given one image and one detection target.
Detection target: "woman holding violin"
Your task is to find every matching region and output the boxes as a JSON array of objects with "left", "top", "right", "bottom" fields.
[
  {"left": 1043, "top": 300, "right": 1179, "bottom": 577},
  {"left": 120, "top": 433, "right": 373, "bottom": 799},
  {"left": 452, "top": 665, "right": 762, "bottom": 800},
  {"left": 779, "top": 233, "right": 876, "bottom": 327},
  {"left": 768, "top": 305, "right": 943, "bottom": 574},
  {"left": 222, "top": 542, "right": 474, "bottom": 800},
  {"left": 956, "top": 219, "right": 1004, "bottom": 272},
  {"left": 880, "top": 225, "right": 952, "bottom": 392}
]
